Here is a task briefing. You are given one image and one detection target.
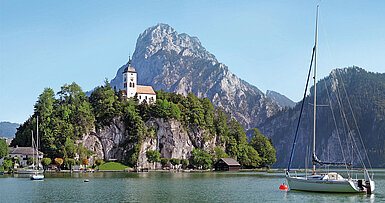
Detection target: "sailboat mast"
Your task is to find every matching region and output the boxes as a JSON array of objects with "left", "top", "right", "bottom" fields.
[
  {"left": 313, "top": 5, "right": 319, "bottom": 174},
  {"left": 37, "top": 116, "right": 39, "bottom": 169},
  {"left": 32, "top": 130, "right": 34, "bottom": 169}
]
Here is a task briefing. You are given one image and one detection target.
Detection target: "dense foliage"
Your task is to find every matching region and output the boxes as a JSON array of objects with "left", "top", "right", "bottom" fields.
[
  {"left": 12, "top": 81, "right": 276, "bottom": 168},
  {"left": 191, "top": 148, "right": 212, "bottom": 169},
  {"left": 0, "top": 139, "right": 9, "bottom": 159}
]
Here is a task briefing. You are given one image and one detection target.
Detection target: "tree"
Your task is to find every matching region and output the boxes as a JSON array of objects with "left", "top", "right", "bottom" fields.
[
  {"left": 13, "top": 157, "right": 21, "bottom": 168},
  {"left": 249, "top": 128, "right": 277, "bottom": 167},
  {"left": 0, "top": 139, "right": 9, "bottom": 159},
  {"left": 64, "top": 158, "right": 76, "bottom": 170},
  {"left": 90, "top": 80, "right": 120, "bottom": 126},
  {"left": 213, "top": 147, "right": 229, "bottom": 163},
  {"left": 181, "top": 159, "right": 189, "bottom": 169},
  {"left": 191, "top": 149, "right": 212, "bottom": 170},
  {"left": 3, "top": 159, "right": 12, "bottom": 169},
  {"left": 170, "top": 158, "right": 180, "bottom": 169},
  {"left": 27, "top": 157, "right": 37, "bottom": 166},
  {"left": 146, "top": 150, "right": 161, "bottom": 169},
  {"left": 54, "top": 158, "right": 63, "bottom": 170},
  {"left": 95, "top": 159, "right": 104, "bottom": 167},
  {"left": 237, "top": 144, "right": 262, "bottom": 168},
  {"left": 160, "top": 158, "right": 169, "bottom": 168},
  {"left": 41, "top": 158, "right": 51, "bottom": 170},
  {"left": 82, "top": 158, "right": 89, "bottom": 168}
]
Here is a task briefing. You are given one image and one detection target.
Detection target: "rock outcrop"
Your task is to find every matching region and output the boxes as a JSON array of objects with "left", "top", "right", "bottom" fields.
[{"left": 81, "top": 117, "right": 222, "bottom": 169}]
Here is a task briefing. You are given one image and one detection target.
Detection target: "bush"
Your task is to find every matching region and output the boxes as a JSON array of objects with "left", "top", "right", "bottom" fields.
[
  {"left": 170, "top": 158, "right": 180, "bottom": 168},
  {"left": 82, "top": 158, "right": 89, "bottom": 167},
  {"left": 54, "top": 158, "right": 63, "bottom": 169},
  {"left": 160, "top": 158, "right": 169, "bottom": 168},
  {"left": 191, "top": 149, "right": 212, "bottom": 169},
  {"left": 41, "top": 158, "right": 51, "bottom": 169},
  {"left": 64, "top": 158, "right": 76, "bottom": 170},
  {"left": 95, "top": 159, "right": 104, "bottom": 166},
  {"left": 181, "top": 159, "right": 189, "bottom": 168}
]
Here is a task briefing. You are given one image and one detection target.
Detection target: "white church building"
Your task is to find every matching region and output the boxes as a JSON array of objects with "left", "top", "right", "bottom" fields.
[{"left": 122, "top": 59, "right": 156, "bottom": 104}]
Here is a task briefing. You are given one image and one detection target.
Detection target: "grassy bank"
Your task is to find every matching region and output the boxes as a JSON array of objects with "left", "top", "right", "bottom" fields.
[{"left": 98, "top": 162, "right": 131, "bottom": 171}]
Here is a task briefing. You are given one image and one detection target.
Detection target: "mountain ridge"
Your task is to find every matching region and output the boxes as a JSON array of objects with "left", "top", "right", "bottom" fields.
[
  {"left": 0, "top": 121, "right": 19, "bottom": 139},
  {"left": 257, "top": 67, "right": 385, "bottom": 168}
]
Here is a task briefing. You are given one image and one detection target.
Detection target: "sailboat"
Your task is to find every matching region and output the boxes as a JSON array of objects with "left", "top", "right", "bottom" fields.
[
  {"left": 30, "top": 116, "right": 44, "bottom": 180},
  {"left": 16, "top": 129, "right": 44, "bottom": 175},
  {"left": 285, "top": 5, "right": 374, "bottom": 193}
]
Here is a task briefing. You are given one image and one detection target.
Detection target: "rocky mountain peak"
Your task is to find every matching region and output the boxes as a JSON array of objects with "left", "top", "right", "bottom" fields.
[
  {"left": 111, "top": 24, "right": 282, "bottom": 129},
  {"left": 134, "top": 23, "right": 216, "bottom": 62}
]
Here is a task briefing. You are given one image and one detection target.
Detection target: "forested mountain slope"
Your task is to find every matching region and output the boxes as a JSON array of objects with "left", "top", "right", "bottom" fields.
[{"left": 258, "top": 67, "right": 385, "bottom": 168}]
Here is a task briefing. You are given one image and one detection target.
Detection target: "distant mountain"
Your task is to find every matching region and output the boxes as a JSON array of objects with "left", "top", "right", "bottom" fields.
[
  {"left": 111, "top": 23, "right": 282, "bottom": 129},
  {"left": 266, "top": 90, "right": 295, "bottom": 108},
  {"left": 257, "top": 67, "right": 385, "bottom": 168},
  {"left": 0, "top": 121, "right": 19, "bottom": 138}
]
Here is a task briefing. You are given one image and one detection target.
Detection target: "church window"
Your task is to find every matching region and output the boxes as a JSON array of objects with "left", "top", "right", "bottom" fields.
[
  {"left": 133, "top": 83, "right": 135, "bottom": 87},
  {"left": 139, "top": 96, "right": 141, "bottom": 99}
]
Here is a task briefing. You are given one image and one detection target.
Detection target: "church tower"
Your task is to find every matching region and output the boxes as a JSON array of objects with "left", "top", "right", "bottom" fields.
[{"left": 123, "top": 57, "right": 137, "bottom": 98}]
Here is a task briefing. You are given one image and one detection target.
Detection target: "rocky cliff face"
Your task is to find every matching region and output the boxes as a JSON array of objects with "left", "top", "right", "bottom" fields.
[
  {"left": 81, "top": 117, "right": 222, "bottom": 169},
  {"left": 258, "top": 67, "right": 385, "bottom": 168},
  {"left": 111, "top": 23, "right": 282, "bottom": 129}
]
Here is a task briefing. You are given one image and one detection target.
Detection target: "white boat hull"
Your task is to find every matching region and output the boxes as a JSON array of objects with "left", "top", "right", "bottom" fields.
[
  {"left": 30, "top": 174, "right": 44, "bottom": 180},
  {"left": 287, "top": 176, "right": 360, "bottom": 193},
  {"left": 17, "top": 169, "right": 44, "bottom": 174}
]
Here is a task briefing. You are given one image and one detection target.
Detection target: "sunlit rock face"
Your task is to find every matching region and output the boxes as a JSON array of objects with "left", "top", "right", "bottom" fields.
[{"left": 111, "top": 23, "right": 282, "bottom": 130}]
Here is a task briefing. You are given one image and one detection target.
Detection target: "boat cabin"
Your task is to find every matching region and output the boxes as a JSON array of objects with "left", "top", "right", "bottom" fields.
[{"left": 307, "top": 173, "right": 344, "bottom": 180}]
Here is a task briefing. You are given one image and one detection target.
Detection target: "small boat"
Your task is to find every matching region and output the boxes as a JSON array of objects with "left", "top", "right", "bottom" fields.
[
  {"left": 285, "top": 5, "right": 374, "bottom": 194},
  {"left": 30, "top": 173, "right": 44, "bottom": 180}
]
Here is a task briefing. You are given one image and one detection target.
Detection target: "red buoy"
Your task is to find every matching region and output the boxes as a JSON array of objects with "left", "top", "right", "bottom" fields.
[{"left": 279, "top": 184, "right": 288, "bottom": 190}]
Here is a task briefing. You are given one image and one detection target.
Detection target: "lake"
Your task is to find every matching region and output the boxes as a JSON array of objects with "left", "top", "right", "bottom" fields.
[{"left": 1, "top": 169, "right": 384, "bottom": 202}]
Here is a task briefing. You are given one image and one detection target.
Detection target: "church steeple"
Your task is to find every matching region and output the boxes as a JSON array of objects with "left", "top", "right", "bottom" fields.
[{"left": 123, "top": 54, "right": 137, "bottom": 98}]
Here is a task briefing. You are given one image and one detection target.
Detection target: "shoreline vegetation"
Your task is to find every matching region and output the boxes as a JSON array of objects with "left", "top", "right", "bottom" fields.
[{"left": 3, "top": 82, "right": 277, "bottom": 173}]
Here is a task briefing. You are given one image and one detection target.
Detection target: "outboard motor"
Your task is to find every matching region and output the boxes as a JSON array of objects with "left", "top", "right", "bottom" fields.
[
  {"left": 363, "top": 170, "right": 375, "bottom": 194},
  {"left": 357, "top": 179, "right": 363, "bottom": 190}
]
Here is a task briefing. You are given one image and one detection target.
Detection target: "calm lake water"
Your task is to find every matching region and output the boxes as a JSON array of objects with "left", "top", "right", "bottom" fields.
[{"left": 1, "top": 169, "right": 384, "bottom": 202}]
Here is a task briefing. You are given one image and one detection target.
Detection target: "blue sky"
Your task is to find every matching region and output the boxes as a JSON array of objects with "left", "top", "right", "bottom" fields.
[{"left": 1, "top": 0, "right": 384, "bottom": 124}]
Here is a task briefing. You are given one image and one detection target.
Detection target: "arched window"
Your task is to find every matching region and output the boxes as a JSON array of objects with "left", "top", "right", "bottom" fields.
[{"left": 133, "top": 83, "right": 135, "bottom": 87}]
